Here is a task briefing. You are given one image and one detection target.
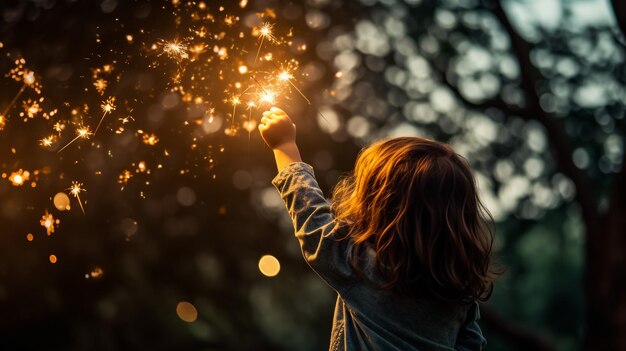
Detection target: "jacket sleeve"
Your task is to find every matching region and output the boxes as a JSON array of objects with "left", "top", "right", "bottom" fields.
[
  {"left": 455, "top": 302, "right": 487, "bottom": 351},
  {"left": 272, "top": 162, "right": 356, "bottom": 293}
]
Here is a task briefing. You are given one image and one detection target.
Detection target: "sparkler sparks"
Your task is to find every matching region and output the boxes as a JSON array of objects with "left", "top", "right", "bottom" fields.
[
  {"left": 68, "top": 181, "right": 86, "bottom": 215},
  {"left": 118, "top": 170, "right": 133, "bottom": 188},
  {"left": 22, "top": 98, "right": 42, "bottom": 119},
  {"left": 40, "top": 210, "right": 60, "bottom": 236},
  {"left": 23, "top": 71, "right": 35, "bottom": 86},
  {"left": 270, "top": 59, "right": 313, "bottom": 105},
  {"left": 254, "top": 22, "right": 275, "bottom": 63},
  {"left": 259, "top": 89, "right": 277, "bottom": 105},
  {"left": 53, "top": 122, "right": 65, "bottom": 133},
  {"left": 161, "top": 39, "right": 189, "bottom": 61},
  {"left": 93, "top": 79, "right": 108, "bottom": 95},
  {"left": 142, "top": 133, "right": 160, "bottom": 146},
  {"left": 278, "top": 70, "right": 292, "bottom": 81},
  {"left": 3, "top": 2, "right": 317, "bottom": 250},
  {"left": 40, "top": 135, "right": 55, "bottom": 147},
  {"left": 245, "top": 101, "right": 257, "bottom": 138},
  {"left": 8, "top": 169, "right": 30, "bottom": 186},
  {"left": 94, "top": 97, "right": 116, "bottom": 135},
  {"left": 85, "top": 266, "right": 104, "bottom": 279},
  {"left": 58, "top": 124, "right": 92, "bottom": 153},
  {"left": 230, "top": 95, "right": 241, "bottom": 127},
  {"left": 2, "top": 61, "right": 39, "bottom": 119}
]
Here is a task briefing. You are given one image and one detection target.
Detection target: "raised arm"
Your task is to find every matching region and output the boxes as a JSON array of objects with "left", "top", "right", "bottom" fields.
[
  {"left": 258, "top": 107, "right": 302, "bottom": 172},
  {"left": 259, "top": 107, "right": 355, "bottom": 293}
]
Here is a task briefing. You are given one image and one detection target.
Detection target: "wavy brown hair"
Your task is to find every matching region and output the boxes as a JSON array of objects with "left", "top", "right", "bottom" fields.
[{"left": 332, "top": 137, "right": 498, "bottom": 303}]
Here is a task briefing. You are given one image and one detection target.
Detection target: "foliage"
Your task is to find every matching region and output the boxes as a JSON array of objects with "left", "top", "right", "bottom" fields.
[{"left": 0, "top": 0, "right": 623, "bottom": 350}]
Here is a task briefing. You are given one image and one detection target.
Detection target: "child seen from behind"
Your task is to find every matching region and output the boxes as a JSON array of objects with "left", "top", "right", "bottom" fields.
[{"left": 259, "top": 107, "right": 498, "bottom": 351}]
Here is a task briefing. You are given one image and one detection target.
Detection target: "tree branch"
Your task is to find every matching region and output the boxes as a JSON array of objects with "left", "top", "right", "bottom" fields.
[
  {"left": 605, "top": 147, "right": 626, "bottom": 230},
  {"left": 610, "top": 0, "right": 626, "bottom": 43},
  {"left": 430, "top": 3, "right": 599, "bottom": 235},
  {"left": 436, "top": 68, "right": 532, "bottom": 119},
  {"left": 491, "top": 0, "right": 600, "bottom": 231}
]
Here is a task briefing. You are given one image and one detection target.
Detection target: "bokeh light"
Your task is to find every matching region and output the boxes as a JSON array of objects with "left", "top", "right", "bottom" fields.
[
  {"left": 176, "top": 301, "right": 198, "bottom": 323},
  {"left": 258, "top": 254, "right": 280, "bottom": 277},
  {"left": 53, "top": 192, "right": 71, "bottom": 211}
]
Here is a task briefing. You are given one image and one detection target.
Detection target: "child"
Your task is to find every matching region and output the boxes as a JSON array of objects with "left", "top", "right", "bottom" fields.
[{"left": 259, "top": 107, "right": 497, "bottom": 351}]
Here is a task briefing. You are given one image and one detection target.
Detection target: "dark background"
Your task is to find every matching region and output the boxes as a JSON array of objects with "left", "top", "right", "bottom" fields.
[{"left": 0, "top": 0, "right": 624, "bottom": 350}]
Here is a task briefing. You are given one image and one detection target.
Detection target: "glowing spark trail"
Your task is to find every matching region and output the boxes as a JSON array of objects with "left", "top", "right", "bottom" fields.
[
  {"left": 68, "top": 181, "right": 86, "bottom": 215},
  {"left": 230, "top": 95, "right": 241, "bottom": 126},
  {"left": 279, "top": 69, "right": 311, "bottom": 104},
  {"left": 1, "top": 3, "right": 320, "bottom": 235},
  {"left": 40, "top": 135, "right": 54, "bottom": 147},
  {"left": 162, "top": 40, "right": 189, "bottom": 61},
  {"left": 58, "top": 125, "right": 92, "bottom": 153},
  {"left": 259, "top": 89, "right": 276, "bottom": 105},
  {"left": 94, "top": 97, "right": 116, "bottom": 135},
  {"left": 250, "top": 75, "right": 271, "bottom": 96},
  {"left": 269, "top": 62, "right": 329, "bottom": 124},
  {"left": 254, "top": 23, "right": 274, "bottom": 64},
  {"left": 1, "top": 70, "right": 35, "bottom": 118},
  {"left": 246, "top": 101, "right": 256, "bottom": 139}
]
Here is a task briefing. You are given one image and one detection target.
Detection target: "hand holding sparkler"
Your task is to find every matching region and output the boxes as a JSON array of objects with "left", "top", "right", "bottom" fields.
[{"left": 259, "top": 107, "right": 301, "bottom": 172}]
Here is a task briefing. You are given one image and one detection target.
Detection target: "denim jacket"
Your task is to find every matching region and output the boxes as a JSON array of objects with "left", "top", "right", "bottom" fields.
[{"left": 272, "top": 162, "right": 487, "bottom": 351}]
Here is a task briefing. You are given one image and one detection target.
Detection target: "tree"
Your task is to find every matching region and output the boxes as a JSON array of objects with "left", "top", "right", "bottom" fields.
[
  {"left": 0, "top": 0, "right": 623, "bottom": 350},
  {"left": 320, "top": 0, "right": 625, "bottom": 349}
]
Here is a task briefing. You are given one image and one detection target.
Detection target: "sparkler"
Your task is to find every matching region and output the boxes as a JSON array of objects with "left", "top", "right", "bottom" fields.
[
  {"left": 40, "top": 135, "right": 54, "bottom": 147},
  {"left": 22, "top": 98, "right": 42, "bottom": 119},
  {"left": 40, "top": 210, "right": 59, "bottom": 236},
  {"left": 58, "top": 125, "right": 92, "bottom": 153},
  {"left": 94, "top": 97, "right": 116, "bottom": 135},
  {"left": 93, "top": 79, "right": 107, "bottom": 95},
  {"left": 249, "top": 75, "right": 277, "bottom": 105},
  {"left": 2, "top": 2, "right": 321, "bottom": 246},
  {"left": 68, "top": 181, "right": 86, "bottom": 215},
  {"left": 246, "top": 101, "right": 256, "bottom": 138},
  {"left": 259, "top": 89, "right": 277, "bottom": 105},
  {"left": 276, "top": 66, "right": 329, "bottom": 124},
  {"left": 254, "top": 23, "right": 275, "bottom": 64},
  {"left": 8, "top": 169, "right": 29, "bottom": 186},
  {"left": 230, "top": 95, "right": 241, "bottom": 126},
  {"left": 142, "top": 133, "right": 159, "bottom": 146},
  {"left": 1, "top": 69, "right": 37, "bottom": 119},
  {"left": 118, "top": 170, "right": 132, "bottom": 187},
  {"left": 53, "top": 122, "right": 65, "bottom": 134},
  {"left": 278, "top": 68, "right": 311, "bottom": 104},
  {"left": 162, "top": 39, "right": 189, "bottom": 61}
]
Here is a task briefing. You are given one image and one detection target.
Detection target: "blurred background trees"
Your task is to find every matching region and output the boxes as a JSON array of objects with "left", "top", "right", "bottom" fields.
[{"left": 0, "top": 0, "right": 623, "bottom": 350}]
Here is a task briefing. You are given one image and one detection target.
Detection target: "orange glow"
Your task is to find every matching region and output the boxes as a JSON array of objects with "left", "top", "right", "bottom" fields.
[
  {"left": 8, "top": 169, "right": 29, "bottom": 186},
  {"left": 40, "top": 210, "right": 60, "bottom": 235},
  {"left": 142, "top": 133, "right": 159, "bottom": 146},
  {"left": 258, "top": 255, "right": 280, "bottom": 277},
  {"left": 176, "top": 301, "right": 198, "bottom": 322}
]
